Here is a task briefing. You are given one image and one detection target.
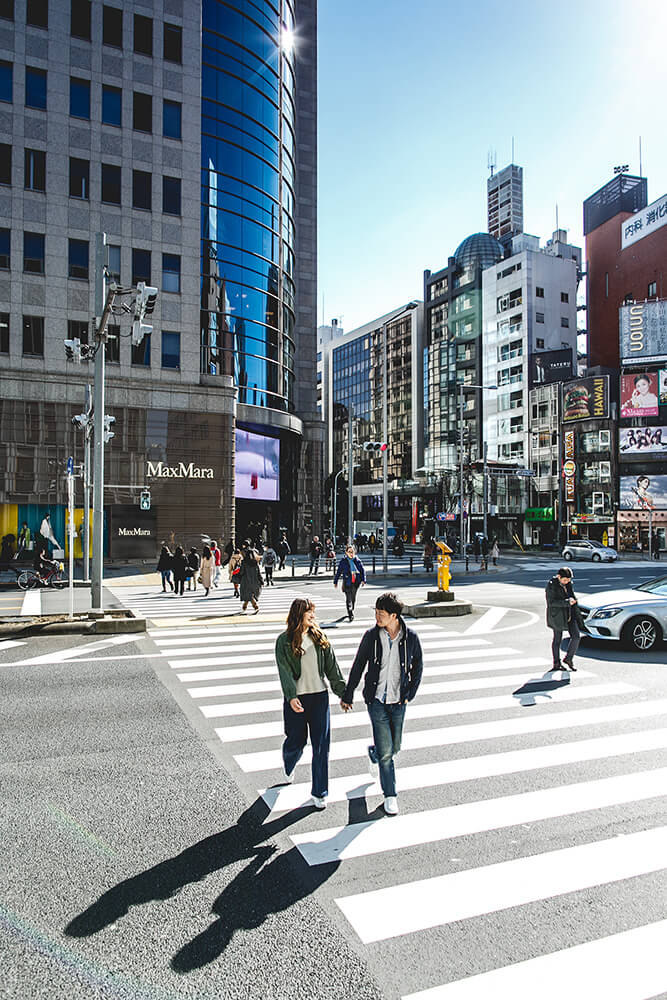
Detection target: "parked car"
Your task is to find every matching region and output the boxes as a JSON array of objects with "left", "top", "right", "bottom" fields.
[
  {"left": 561, "top": 539, "right": 618, "bottom": 562},
  {"left": 578, "top": 575, "right": 667, "bottom": 651}
]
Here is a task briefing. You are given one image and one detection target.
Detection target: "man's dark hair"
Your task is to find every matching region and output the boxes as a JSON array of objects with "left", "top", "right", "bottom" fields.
[
  {"left": 375, "top": 591, "right": 403, "bottom": 616},
  {"left": 557, "top": 566, "right": 573, "bottom": 579}
]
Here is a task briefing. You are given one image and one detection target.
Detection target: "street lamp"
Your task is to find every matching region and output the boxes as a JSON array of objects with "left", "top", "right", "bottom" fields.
[
  {"left": 331, "top": 468, "right": 345, "bottom": 543},
  {"left": 457, "top": 381, "right": 497, "bottom": 559},
  {"left": 382, "top": 301, "right": 418, "bottom": 572}
]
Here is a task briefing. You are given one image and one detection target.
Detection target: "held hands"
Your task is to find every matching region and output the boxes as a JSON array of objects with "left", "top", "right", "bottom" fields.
[
  {"left": 289, "top": 697, "right": 304, "bottom": 713},
  {"left": 340, "top": 701, "right": 353, "bottom": 712},
  {"left": 569, "top": 597, "right": 577, "bottom": 605}
]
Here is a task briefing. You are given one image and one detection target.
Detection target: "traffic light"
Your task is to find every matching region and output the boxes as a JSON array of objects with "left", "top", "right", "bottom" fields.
[
  {"left": 103, "top": 414, "right": 115, "bottom": 443},
  {"left": 72, "top": 413, "right": 90, "bottom": 430},
  {"left": 139, "top": 490, "right": 151, "bottom": 511},
  {"left": 64, "top": 338, "right": 82, "bottom": 363},
  {"left": 363, "top": 441, "right": 388, "bottom": 453},
  {"left": 132, "top": 282, "right": 158, "bottom": 345}
]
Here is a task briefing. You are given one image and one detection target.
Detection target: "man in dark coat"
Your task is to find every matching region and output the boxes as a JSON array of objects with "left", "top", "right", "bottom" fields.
[{"left": 545, "top": 566, "right": 581, "bottom": 671}]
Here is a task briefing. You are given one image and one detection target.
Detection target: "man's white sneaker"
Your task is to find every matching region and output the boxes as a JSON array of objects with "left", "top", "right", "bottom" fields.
[
  {"left": 311, "top": 796, "right": 327, "bottom": 810},
  {"left": 282, "top": 765, "right": 295, "bottom": 784},
  {"left": 367, "top": 745, "right": 379, "bottom": 781},
  {"left": 384, "top": 796, "right": 399, "bottom": 816}
]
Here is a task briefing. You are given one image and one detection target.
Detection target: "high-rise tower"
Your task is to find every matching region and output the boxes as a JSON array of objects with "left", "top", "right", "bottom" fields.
[{"left": 487, "top": 163, "right": 523, "bottom": 246}]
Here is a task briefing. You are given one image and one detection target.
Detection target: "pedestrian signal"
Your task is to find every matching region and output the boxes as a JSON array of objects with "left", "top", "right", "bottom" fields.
[{"left": 139, "top": 490, "right": 151, "bottom": 511}]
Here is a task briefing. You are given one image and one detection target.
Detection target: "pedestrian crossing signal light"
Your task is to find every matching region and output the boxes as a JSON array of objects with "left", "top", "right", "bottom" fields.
[
  {"left": 363, "top": 441, "right": 388, "bottom": 453},
  {"left": 140, "top": 490, "right": 151, "bottom": 511}
]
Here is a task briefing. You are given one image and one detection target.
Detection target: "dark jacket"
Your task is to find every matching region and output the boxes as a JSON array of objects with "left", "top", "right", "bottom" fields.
[
  {"left": 238, "top": 547, "right": 263, "bottom": 601},
  {"left": 187, "top": 550, "right": 200, "bottom": 572},
  {"left": 545, "top": 575, "right": 576, "bottom": 631},
  {"left": 342, "top": 618, "right": 423, "bottom": 706},
  {"left": 275, "top": 631, "right": 346, "bottom": 702},
  {"left": 309, "top": 539, "right": 323, "bottom": 558},
  {"left": 333, "top": 555, "right": 366, "bottom": 588},
  {"left": 172, "top": 552, "right": 188, "bottom": 581},
  {"left": 157, "top": 548, "right": 172, "bottom": 572}
]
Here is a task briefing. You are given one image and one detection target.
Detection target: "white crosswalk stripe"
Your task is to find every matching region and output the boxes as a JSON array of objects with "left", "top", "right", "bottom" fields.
[
  {"left": 107, "top": 584, "right": 341, "bottom": 620},
  {"left": 144, "top": 608, "right": 667, "bottom": 998}
]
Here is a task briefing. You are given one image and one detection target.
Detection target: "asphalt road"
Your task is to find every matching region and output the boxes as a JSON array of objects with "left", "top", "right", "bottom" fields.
[{"left": 2, "top": 557, "right": 666, "bottom": 999}]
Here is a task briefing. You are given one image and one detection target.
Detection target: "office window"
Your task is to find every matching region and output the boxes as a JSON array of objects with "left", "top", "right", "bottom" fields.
[
  {"left": 106, "top": 322, "right": 120, "bottom": 362},
  {"left": 0, "top": 228, "right": 9, "bottom": 268},
  {"left": 102, "top": 85, "right": 121, "bottom": 126},
  {"left": 23, "top": 231, "right": 44, "bottom": 273},
  {"left": 162, "top": 175, "right": 181, "bottom": 215},
  {"left": 163, "top": 23, "right": 182, "bottom": 63},
  {"left": 648, "top": 281, "right": 657, "bottom": 297},
  {"left": 69, "top": 77, "right": 90, "bottom": 119},
  {"left": 535, "top": 286, "right": 544, "bottom": 298},
  {"left": 536, "top": 312, "right": 544, "bottom": 324},
  {"left": 161, "top": 330, "right": 180, "bottom": 369},
  {"left": 561, "top": 316, "right": 569, "bottom": 328},
  {"left": 133, "top": 91, "right": 152, "bottom": 132},
  {"left": 71, "top": 0, "right": 91, "bottom": 39},
  {"left": 26, "top": 0, "right": 48, "bottom": 28},
  {"left": 0, "top": 1, "right": 14, "bottom": 21},
  {"left": 103, "top": 4, "right": 122, "bottom": 47},
  {"left": 605, "top": 272, "right": 609, "bottom": 297},
  {"left": 67, "top": 318, "right": 88, "bottom": 346},
  {"left": 536, "top": 337, "right": 544, "bottom": 349},
  {"left": 101, "top": 163, "right": 121, "bottom": 204},
  {"left": 25, "top": 67, "right": 47, "bottom": 109},
  {"left": 22, "top": 315, "right": 44, "bottom": 356},
  {"left": 24, "top": 148, "right": 45, "bottom": 191},
  {"left": 134, "top": 13, "right": 152, "bottom": 55},
  {"left": 132, "top": 248, "right": 150, "bottom": 284},
  {"left": 68, "top": 238, "right": 88, "bottom": 279},
  {"left": 0, "top": 313, "right": 8, "bottom": 353},
  {"left": 69, "top": 157, "right": 89, "bottom": 198},
  {"left": 162, "top": 253, "right": 180, "bottom": 293},
  {"left": 131, "top": 331, "right": 150, "bottom": 366},
  {"left": 108, "top": 244, "right": 120, "bottom": 282},
  {"left": 0, "top": 143, "right": 10, "bottom": 184},
  {"left": 560, "top": 291, "right": 569, "bottom": 303},
  {"left": 163, "top": 99, "right": 181, "bottom": 139},
  {"left": 0, "top": 60, "right": 12, "bottom": 102},
  {"left": 132, "top": 169, "right": 151, "bottom": 210}
]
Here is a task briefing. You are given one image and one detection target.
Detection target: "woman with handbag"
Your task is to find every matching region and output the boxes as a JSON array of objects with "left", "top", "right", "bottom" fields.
[
  {"left": 228, "top": 546, "right": 243, "bottom": 598},
  {"left": 199, "top": 544, "right": 215, "bottom": 596},
  {"left": 276, "top": 598, "right": 347, "bottom": 809}
]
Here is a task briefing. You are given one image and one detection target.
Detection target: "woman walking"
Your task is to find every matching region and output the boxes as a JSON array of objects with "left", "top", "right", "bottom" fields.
[
  {"left": 333, "top": 543, "right": 366, "bottom": 621},
  {"left": 157, "top": 543, "right": 174, "bottom": 592},
  {"left": 228, "top": 546, "right": 243, "bottom": 598},
  {"left": 187, "top": 546, "right": 200, "bottom": 591},
  {"left": 261, "top": 543, "right": 277, "bottom": 585},
  {"left": 238, "top": 539, "right": 263, "bottom": 613},
  {"left": 199, "top": 544, "right": 215, "bottom": 596},
  {"left": 172, "top": 545, "right": 188, "bottom": 596},
  {"left": 276, "top": 598, "right": 347, "bottom": 809},
  {"left": 545, "top": 566, "right": 581, "bottom": 671}
]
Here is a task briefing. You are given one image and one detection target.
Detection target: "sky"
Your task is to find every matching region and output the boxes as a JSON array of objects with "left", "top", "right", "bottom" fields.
[{"left": 315, "top": 0, "right": 667, "bottom": 334}]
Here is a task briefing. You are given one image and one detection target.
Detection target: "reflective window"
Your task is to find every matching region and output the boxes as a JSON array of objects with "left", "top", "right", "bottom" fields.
[
  {"left": 132, "top": 248, "right": 151, "bottom": 284},
  {"left": 25, "top": 67, "right": 47, "bottom": 110},
  {"left": 131, "top": 331, "right": 150, "bottom": 366},
  {"left": 23, "top": 231, "right": 44, "bottom": 273},
  {"left": 162, "top": 176, "right": 181, "bottom": 215},
  {"left": 102, "top": 85, "right": 121, "bottom": 126},
  {"left": 71, "top": 0, "right": 91, "bottom": 40},
  {"left": 108, "top": 244, "right": 121, "bottom": 282},
  {"left": 27, "top": 0, "right": 47, "bottom": 28},
  {"left": 103, "top": 5, "right": 122, "bottom": 47},
  {"left": 0, "top": 60, "right": 12, "bottom": 103},
  {"left": 101, "top": 163, "right": 121, "bottom": 204},
  {"left": 0, "top": 312, "right": 8, "bottom": 353},
  {"left": 132, "top": 169, "right": 151, "bottom": 210},
  {"left": 0, "top": 2, "right": 14, "bottom": 21},
  {"left": 133, "top": 92, "right": 152, "bottom": 132},
  {"left": 68, "top": 239, "right": 88, "bottom": 279},
  {"left": 134, "top": 13, "right": 152, "bottom": 56},
  {"left": 69, "top": 157, "right": 89, "bottom": 199},
  {"left": 162, "top": 253, "right": 180, "bottom": 293},
  {"left": 24, "top": 148, "right": 45, "bottom": 191},
  {"left": 163, "top": 23, "right": 182, "bottom": 63},
  {"left": 161, "top": 330, "right": 180, "bottom": 369},
  {"left": 163, "top": 100, "right": 181, "bottom": 139},
  {"left": 0, "top": 228, "right": 9, "bottom": 268},
  {"left": 23, "top": 315, "right": 44, "bottom": 356},
  {"left": 106, "top": 323, "right": 120, "bottom": 362},
  {"left": 69, "top": 77, "right": 90, "bottom": 119}
]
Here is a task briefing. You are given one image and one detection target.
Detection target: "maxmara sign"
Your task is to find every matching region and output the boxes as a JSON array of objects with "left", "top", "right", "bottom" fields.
[
  {"left": 146, "top": 461, "right": 215, "bottom": 479},
  {"left": 118, "top": 527, "right": 152, "bottom": 536}
]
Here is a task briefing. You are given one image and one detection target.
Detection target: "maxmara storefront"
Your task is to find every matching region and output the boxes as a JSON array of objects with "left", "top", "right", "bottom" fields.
[{"left": 0, "top": 393, "right": 309, "bottom": 561}]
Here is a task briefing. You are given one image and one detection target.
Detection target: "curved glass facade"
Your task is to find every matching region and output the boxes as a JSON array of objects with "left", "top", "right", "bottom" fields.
[{"left": 200, "top": 0, "right": 296, "bottom": 411}]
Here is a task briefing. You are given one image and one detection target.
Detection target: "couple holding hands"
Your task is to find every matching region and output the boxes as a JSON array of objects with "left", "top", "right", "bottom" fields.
[{"left": 275, "top": 592, "right": 423, "bottom": 816}]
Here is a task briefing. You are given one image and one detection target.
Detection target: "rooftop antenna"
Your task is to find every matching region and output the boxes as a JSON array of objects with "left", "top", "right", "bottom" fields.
[
  {"left": 487, "top": 148, "right": 496, "bottom": 176},
  {"left": 511, "top": 136, "right": 515, "bottom": 164},
  {"left": 556, "top": 203, "right": 559, "bottom": 232},
  {"left": 639, "top": 136, "right": 643, "bottom": 177}
]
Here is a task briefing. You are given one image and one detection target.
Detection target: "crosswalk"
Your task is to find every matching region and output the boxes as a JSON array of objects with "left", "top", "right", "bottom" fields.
[
  {"left": 147, "top": 613, "right": 667, "bottom": 998},
  {"left": 107, "top": 583, "right": 341, "bottom": 622}
]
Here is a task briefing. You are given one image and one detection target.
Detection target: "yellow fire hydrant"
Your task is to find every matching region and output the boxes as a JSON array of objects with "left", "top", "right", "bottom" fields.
[{"left": 435, "top": 540, "right": 452, "bottom": 591}]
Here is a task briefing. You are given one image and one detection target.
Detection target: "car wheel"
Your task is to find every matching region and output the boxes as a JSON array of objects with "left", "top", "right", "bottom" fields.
[
  {"left": 564, "top": 551, "right": 572, "bottom": 561},
  {"left": 592, "top": 553, "right": 601, "bottom": 562},
  {"left": 622, "top": 616, "right": 662, "bottom": 652}
]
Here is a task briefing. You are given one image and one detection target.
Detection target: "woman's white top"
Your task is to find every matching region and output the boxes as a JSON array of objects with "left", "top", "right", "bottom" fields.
[{"left": 295, "top": 633, "right": 326, "bottom": 695}]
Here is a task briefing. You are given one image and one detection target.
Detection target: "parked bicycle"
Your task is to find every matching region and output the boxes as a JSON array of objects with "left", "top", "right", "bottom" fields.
[{"left": 17, "top": 562, "right": 67, "bottom": 590}]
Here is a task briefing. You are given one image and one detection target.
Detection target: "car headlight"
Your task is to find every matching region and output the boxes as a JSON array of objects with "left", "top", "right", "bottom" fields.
[{"left": 590, "top": 607, "right": 623, "bottom": 619}]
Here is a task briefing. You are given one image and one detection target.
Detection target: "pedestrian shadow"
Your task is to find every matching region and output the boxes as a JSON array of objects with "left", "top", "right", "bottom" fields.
[{"left": 512, "top": 672, "right": 571, "bottom": 707}]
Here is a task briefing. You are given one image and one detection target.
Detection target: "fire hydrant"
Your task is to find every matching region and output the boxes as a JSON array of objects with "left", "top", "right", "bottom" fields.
[{"left": 435, "top": 540, "right": 452, "bottom": 591}]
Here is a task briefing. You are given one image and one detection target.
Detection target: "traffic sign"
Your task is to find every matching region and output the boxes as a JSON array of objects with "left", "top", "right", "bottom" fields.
[{"left": 66, "top": 456, "right": 74, "bottom": 475}]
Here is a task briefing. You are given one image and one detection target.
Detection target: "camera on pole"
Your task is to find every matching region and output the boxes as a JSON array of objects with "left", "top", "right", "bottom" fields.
[
  {"left": 72, "top": 412, "right": 90, "bottom": 431},
  {"left": 132, "top": 282, "right": 158, "bottom": 346},
  {"left": 103, "top": 414, "right": 115, "bottom": 443},
  {"left": 139, "top": 489, "right": 151, "bottom": 511},
  {"left": 363, "top": 441, "right": 388, "bottom": 454}
]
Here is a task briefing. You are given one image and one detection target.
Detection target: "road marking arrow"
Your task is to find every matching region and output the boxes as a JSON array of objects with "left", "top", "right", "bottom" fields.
[{"left": 7, "top": 635, "right": 139, "bottom": 666}]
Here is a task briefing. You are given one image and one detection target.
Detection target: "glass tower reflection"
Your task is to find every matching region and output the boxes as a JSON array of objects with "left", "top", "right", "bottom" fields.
[{"left": 200, "top": 0, "right": 296, "bottom": 411}]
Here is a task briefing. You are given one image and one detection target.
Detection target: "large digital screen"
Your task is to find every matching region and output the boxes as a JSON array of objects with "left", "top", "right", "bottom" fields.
[
  {"left": 620, "top": 372, "right": 659, "bottom": 417},
  {"left": 235, "top": 429, "right": 280, "bottom": 501},
  {"left": 619, "top": 427, "right": 667, "bottom": 455},
  {"left": 620, "top": 474, "right": 667, "bottom": 510}
]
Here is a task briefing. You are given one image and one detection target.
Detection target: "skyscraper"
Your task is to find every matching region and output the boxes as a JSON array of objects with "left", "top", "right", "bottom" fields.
[
  {"left": 487, "top": 163, "right": 523, "bottom": 247},
  {"left": 0, "top": 0, "right": 320, "bottom": 555}
]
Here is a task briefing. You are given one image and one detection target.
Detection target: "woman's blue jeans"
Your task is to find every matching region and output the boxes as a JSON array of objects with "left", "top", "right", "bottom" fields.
[
  {"left": 282, "top": 690, "right": 330, "bottom": 798},
  {"left": 368, "top": 698, "right": 406, "bottom": 798}
]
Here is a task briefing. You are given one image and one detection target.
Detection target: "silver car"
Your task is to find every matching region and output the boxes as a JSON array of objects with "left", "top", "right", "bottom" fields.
[
  {"left": 578, "top": 575, "right": 667, "bottom": 651},
  {"left": 561, "top": 539, "right": 618, "bottom": 562}
]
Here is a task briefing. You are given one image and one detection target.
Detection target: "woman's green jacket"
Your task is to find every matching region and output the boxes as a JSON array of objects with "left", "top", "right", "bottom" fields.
[{"left": 275, "top": 631, "right": 346, "bottom": 701}]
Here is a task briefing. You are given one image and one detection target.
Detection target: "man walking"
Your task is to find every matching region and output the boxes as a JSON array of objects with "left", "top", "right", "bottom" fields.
[
  {"left": 308, "top": 535, "right": 323, "bottom": 576},
  {"left": 341, "top": 592, "right": 423, "bottom": 815},
  {"left": 545, "top": 566, "right": 581, "bottom": 671}
]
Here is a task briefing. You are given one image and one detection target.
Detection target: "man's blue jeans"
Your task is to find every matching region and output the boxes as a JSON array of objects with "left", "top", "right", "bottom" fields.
[
  {"left": 282, "top": 690, "right": 330, "bottom": 798},
  {"left": 368, "top": 698, "right": 406, "bottom": 798}
]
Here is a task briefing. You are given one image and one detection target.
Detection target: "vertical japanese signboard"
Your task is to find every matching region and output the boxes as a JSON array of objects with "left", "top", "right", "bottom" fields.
[{"left": 564, "top": 429, "right": 575, "bottom": 503}]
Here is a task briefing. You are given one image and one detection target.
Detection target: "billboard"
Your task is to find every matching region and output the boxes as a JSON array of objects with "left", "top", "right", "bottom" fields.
[
  {"left": 530, "top": 349, "right": 573, "bottom": 386},
  {"left": 620, "top": 372, "right": 659, "bottom": 417},
  {"left": 235, "top": 429, "right": 280, "bottom": 501},
  {"left": 620, "top": 300, "right": 667, "bottom": 363},
  {"left": 619, "top": 427, "right": 667, "bottom": 455},
  {"left": 564, "top": 429, "right": 575, "bottom": 503},
  {"left": 660, "top": 369, "right": 667, "bottom": 405},
  {"left": 562, "top": 376, "right": 609, "bottom": 423},
  {"left": 620, "top": 192, "right": 667, "bottom": 249},
  {"left": 620, "top": 474, "right": 667, "bottom": 511}
]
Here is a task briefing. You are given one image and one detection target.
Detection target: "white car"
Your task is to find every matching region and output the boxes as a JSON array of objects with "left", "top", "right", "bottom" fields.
[
  {"left": 578, "top": 575, "right": 667, "bottom": 651},
  {"left": 561, "top": 539, "right": 618, "bottom": 562}
]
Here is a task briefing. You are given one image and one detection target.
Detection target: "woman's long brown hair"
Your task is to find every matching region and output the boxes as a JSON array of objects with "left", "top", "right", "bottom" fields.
[{"left": 286, "top": 598, "right": 330, "bottom": 656}]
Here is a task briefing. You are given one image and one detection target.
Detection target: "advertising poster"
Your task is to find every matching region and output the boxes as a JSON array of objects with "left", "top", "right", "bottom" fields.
[
  {"left": 619, "top": 474, "right": 667, "bottom": 510},
  {"left": 619, "top": 427, "right": 667, "bottom": 455},
  {"left": 235, "top": 429, "right": 280, "bottom": 501},
  {"left": 562, "top": 376, "right": 609, "bottom": 422},
  {"left": 660, "top": 369, "right": 667, "bottom": 405},
  {"left": 530, "top": 349, "right": 573, "bottom": 386},
  {"left": 620, "top": 373, "right": 659, "bottom": 417},
  {"left": 564, "top": 429, "right": 575, "bottom": 503},
  {"left": 619, "top": 300, "right": 667, "bottom": 362}
]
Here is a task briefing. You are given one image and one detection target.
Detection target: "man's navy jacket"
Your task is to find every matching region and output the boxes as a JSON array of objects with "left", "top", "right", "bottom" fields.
[{"left": 342, "top": 617, "right": 423, "bottom": 706}]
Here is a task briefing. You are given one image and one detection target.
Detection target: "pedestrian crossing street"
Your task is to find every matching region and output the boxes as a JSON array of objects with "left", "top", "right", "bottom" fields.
[
  {"left": 147, "top": 614, "right": 667, "bottom": 999},
  {"left": 107, "top": 583, "right": 341, "bottom": 621}
]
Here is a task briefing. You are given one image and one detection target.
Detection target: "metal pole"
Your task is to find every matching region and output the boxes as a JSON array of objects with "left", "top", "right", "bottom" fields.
[
  {"left": 459, "top": 382, "right": 465, "bottom": 560},
  {"left": 649, "top": 508, "right": 653, "bottom": 561},
  {"left": 91, "top": 233, "right": 107, "bottom": 611},
  {"left": 483, "top": 440, "right": 488, "bottom": 541},
  {"left": 382, "top": 319, "right": 389, "bottom": 573},
  {"left": 347, "top": 403, "right": 354, "bottom": 543},
  {"left": 556, "top": 389, "right": 563, "bottom": 550},
  {"left": 82, "top": 383, "right": 91, "bottom": 584},
  {"left": 333, "top": 469, "right": 343, "bottom": 544},
  {"left": 67, "top": 468, "right": 74, "bottom": 618}
]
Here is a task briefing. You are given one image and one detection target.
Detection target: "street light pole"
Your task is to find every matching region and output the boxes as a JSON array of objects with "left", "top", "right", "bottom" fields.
[
  {"left": 347, "top": 403, "right": 354, "bottom": 543},
  {"left": 458, "top": 380, "right": 497, "bottom": 559},
  {"left": 332, "top": 468, "right": 344, "bottom": 543}
]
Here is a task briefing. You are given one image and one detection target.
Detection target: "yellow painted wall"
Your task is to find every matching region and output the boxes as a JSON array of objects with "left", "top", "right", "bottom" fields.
[
  {"left": 0, "top": 504, "right": 18, "bottom": 539},
  {"left": 64, "top": 509, "right": 93, "bottom": 558}
]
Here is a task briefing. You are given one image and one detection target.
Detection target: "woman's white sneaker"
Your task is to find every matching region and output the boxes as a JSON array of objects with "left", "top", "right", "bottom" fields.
[
  {"left": 384, "top": 796, "right": 399, "bottom": 815},
  {"left": 311, "top": 796, "right": 327, "bottom": 810}
]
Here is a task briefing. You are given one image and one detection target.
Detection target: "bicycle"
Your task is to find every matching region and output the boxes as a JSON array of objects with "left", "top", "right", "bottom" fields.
[{"left": 17, "top": 563, "right": 67, "bottom": 590}]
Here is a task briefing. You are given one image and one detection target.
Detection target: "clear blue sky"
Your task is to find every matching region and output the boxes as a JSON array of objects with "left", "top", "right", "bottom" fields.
[{"left": 315, "top": 0, "right": 667, "bottom": 333}]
